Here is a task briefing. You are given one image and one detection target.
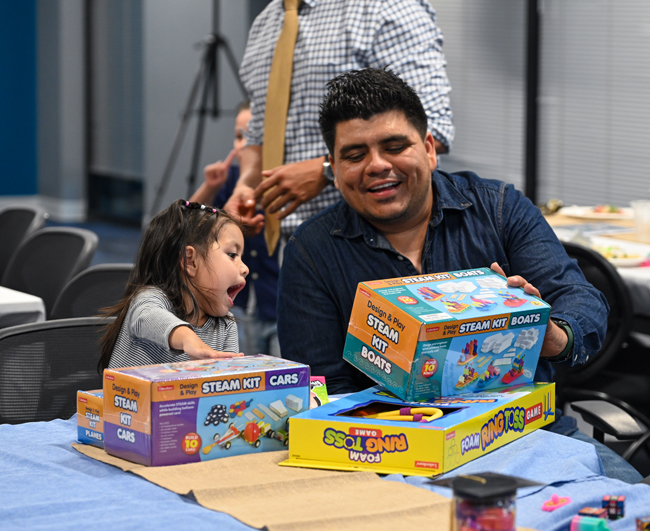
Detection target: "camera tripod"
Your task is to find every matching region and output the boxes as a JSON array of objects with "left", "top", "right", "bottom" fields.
[{"left": 150, "top": 4, "right": 246, "bottom": 218}]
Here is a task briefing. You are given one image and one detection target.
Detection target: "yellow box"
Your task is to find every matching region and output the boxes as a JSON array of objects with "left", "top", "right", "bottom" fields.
[
  {"left": 343, "top": 268, "right": 551, "bottom": 401},
  {"left": 281, "top": 383, "right": 555, "bottom": 476},
  {"left": 77, "top": 389, "right": 104, "bottom": 448},
  {"left": 103, "top": 355, "right": 310, "bottom": 466}
]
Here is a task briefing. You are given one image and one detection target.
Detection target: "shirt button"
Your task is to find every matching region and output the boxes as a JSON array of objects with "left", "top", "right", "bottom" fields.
[
  {"left": 252, "top": 272, "right": 259, "bottom": 280},
  {"left": 397, "top": 256, "right": 404, "bottom": 261},
  {"left": 250, "top": 249, "right": 258, "bottom": 257}
]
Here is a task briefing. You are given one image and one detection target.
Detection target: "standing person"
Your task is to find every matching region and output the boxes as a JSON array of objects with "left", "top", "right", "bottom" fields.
[
  {"left": 98, "top": 200, "right": 248, "bottom": 371},
  {"left": 225, "top": 0, "right": 454, "bottom": 242},
  {"left": 190, "top": 103, "right": 281, "bottom": 357}
]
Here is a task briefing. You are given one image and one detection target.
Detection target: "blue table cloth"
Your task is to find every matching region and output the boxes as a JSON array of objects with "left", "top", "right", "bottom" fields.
[{"left": 1, "top": 417, "right": 649, "bottom": 530}]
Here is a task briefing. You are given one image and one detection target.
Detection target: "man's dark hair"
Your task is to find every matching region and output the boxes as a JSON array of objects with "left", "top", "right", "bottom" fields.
[{"left": 319, "top": 68, "right": 428, "bottom": 155}]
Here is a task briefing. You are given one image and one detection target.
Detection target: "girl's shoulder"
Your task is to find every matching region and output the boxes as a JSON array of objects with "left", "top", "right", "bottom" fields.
[{"left": 131, "top": 286, "right": 174, "bottom": 310}]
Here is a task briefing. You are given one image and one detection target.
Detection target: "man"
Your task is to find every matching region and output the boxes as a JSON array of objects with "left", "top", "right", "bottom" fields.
[
  {"left": 226, "top": 0, "right": 454, "bottom": 240},
  {"left": 277, "top": 68, "right": 643, "bottom": 483}
]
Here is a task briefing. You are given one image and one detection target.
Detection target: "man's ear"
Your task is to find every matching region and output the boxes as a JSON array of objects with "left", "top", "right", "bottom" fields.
[
  {"left": 329, "top": 154, "right": 338, "bottom": 190},
  {"left": 425, "top": 132, "right": 437, "bottom": 171},
  {"left": 183, "top": 246, "right": 199, "bottom": 278}
]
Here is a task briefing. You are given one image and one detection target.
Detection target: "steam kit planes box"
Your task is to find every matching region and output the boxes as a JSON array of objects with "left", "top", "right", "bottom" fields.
[
  {"left": 103, "top": 355, "right": 310, "bottom": 466},
  {"left": 343, "top": 268, "right": 551, "bottom": 401},
  {"left": 77, "top": 389, "right": 104, "bottom": 448},
  {"left": 281, "top": 383, "right": 555, "bottom": 476}
]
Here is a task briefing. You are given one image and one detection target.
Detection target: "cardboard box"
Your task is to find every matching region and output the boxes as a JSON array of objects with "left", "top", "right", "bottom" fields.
[
  {"left": 281, "top": 383, "right": 555, "bottom": 477},
  {"left": 77, "top": 389, "right": 104, "bottom": 448},
  {"left": 343, "top": 268, "right": 551, "bottom": 400},
  {"left": 103, "top": 355, "right": 310, "bottom": 466}
]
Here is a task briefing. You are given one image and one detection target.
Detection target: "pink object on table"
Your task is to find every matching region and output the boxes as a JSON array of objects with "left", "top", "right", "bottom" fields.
[{"left": 542, "top": 493, "right": 572, "bottom": 511}]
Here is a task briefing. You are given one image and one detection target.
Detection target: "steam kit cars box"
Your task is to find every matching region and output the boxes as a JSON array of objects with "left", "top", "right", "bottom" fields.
[{"left": 103, "top": 355, "right": 310, "bottom": 466}]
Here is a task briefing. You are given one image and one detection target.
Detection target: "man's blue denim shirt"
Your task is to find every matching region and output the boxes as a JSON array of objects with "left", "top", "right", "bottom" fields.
[{"left": 277, "top": 169, "right": 608, "bottom": 395}]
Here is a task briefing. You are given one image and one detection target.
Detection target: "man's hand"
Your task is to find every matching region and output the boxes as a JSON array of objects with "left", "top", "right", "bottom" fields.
[
  {"left": 169, "top": 325, "right": 244, "bottom": 360},
  {"left": 254, "top": 157, "right": 329, "bottom": 219},
  {"left": 223, "top": 184, "right": 265, "bottom": 236},
  {"left": 490, "top": 262, "right": 568, "bottom": 358}
]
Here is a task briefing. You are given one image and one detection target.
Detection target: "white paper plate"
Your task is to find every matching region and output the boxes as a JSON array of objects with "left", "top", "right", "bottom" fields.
[
  {"left": 607, "top": 256, "right": 645, "bottom": 267},
  {"left": 559, "top": 205, "right": 633, "bottom": 220}
]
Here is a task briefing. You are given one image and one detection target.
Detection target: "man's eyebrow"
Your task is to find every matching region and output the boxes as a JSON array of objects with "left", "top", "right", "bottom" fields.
[{"left": 339, "top": 135, "right": 411, "bottom": 157}]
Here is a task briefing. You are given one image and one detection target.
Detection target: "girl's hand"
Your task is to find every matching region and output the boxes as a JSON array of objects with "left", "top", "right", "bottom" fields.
[{"left": 169, "top": 325, "right": 244, "bottom": 359}]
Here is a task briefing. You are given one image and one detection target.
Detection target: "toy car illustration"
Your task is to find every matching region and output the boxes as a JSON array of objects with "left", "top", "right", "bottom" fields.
[
  {"left": 241, "top": 421, "right": 271, "bottom": 448},
  {"left": 214, "top": 423, "right": 241, "bottom": 450},
  {"left": 266, "top": 422, "right": 290, "bottom": 446}
]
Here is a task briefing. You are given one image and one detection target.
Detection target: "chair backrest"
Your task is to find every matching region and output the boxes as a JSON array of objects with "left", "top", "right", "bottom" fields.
[
  {"left": 50, "top": 263, "right": 133, "bottom": 320},
  {"left": 0, "top": 206, "right": 48, "bottom": 281},
  {"left": 1, "top": 227, "right": 99, "bottom": 316},
  {"left": 0, "top": 317, "right": 113, "bottom": 424},
  {"left": 555, "top": 241, "right": 633, "bottom": 385}
]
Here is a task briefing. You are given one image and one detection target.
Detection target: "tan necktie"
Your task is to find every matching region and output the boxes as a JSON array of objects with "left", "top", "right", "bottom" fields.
[{"left": 262, "top": 0, "right": 301, "bottom": 256}]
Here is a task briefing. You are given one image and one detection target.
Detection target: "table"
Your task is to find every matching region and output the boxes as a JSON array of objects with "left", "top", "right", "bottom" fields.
[
  {"left": 1, "top": 416, "right": 650, "bottom": 530},
  {"left": 0, "top": 285, "right": 46, "bottom": 328},
  {"left": 545, "top": 212, "right": 650, "bottom": 333}
]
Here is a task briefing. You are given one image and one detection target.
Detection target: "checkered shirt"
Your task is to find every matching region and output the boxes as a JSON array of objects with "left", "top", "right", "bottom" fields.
[{"left": 240, "top": 0, "right": 454, "bottom": 237}]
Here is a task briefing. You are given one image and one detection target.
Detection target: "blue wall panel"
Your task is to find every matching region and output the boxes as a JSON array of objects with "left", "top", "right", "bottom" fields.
[{"left": 0, "top": 1, "right": 37, "bottom": 195}]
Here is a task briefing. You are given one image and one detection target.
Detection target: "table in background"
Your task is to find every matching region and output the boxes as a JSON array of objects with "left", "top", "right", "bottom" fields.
[
  {"left": 546, "top": 212, "right": 650, "bottom": 333},
  {"left": 0, "top": 285, "right": 46, "bottom": 328},
  {"left": 1, "top": 416, "right": 650, "bottom": 530}
]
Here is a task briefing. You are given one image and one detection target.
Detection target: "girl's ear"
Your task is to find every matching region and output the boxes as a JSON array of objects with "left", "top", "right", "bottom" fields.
[{"left": 184, "top": 246, "right": 199, "bottom": 278}]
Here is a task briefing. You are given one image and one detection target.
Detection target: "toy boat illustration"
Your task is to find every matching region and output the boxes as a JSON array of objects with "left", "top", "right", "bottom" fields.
[
  {"left": 502, "top": 353, "right": 525, "bottom": 384},
  {"left": 455, "top": 365, "right": 478, "bottom": 389},
  {"left": 470, "top": 295, "right": 497, "bottom": 311},
  {"left": 418, "top": 286, "right": 444, "bottom": 302},
  {"left": 498, "top": 291, "right": 527, "bottom": 308},
  {"left": 476, "top": 361, "right": 501, "bottom": 388},
  {"left": 442, "top": 299, "right": 471, "bottom": 314},
  {"left": 458, "top": 339, "right": 479, "bottom": 365}
]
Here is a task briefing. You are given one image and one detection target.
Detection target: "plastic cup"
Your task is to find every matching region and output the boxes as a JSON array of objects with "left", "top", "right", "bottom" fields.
[{"left": 631, "top": 200, "right": 650, "bottom": 243}]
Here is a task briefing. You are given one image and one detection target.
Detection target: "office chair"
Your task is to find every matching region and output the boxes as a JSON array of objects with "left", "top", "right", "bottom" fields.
[
  {"left": 554, "top": 242, "right": 650, "bottom": 470},
  {"left": 554, "top": 241, "right": 633, "bottom": 391},
  {"left": 1, "top": 227, "right": 99, "bottom": 316},
  {"left": 50, "top": 263, "right": 133, "bottom": 320},
  {"left": 0, "top": 317, "right": 113, "bottom": 424},
  {"left": 0, "top": 206, "right": 48, "bottom": 281}
]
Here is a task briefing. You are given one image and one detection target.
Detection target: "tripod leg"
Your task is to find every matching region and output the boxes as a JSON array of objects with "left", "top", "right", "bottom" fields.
[
  {"left": 148, "top": 48, "right": 209, "bottom": 218},
  {"left": 216, "top": 35, "right": 247, "bottom": 96},
  {"left": 186, "top": 40, "right": 219, "bottom": 199}
]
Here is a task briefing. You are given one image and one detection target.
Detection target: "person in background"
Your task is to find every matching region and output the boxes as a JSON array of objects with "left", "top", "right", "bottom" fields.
[
  {"left": 98, "top": 200, "right": 248, "bottom": 371},
  {"left": 226, "top": 0, "right": 454, "bottom": 240},
  {"left": 190, "top": 102, "right": 281, "bottom": 357}
]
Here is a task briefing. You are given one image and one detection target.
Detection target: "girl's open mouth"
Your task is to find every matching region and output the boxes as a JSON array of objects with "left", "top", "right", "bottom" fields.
[{"left": 227, "top": 282, "right": 246, "bottom": 305}]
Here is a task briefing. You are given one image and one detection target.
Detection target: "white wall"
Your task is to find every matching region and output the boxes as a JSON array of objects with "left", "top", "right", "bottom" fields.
[{"left": 142, "top": 0, "right": 249, "bottom": 220}]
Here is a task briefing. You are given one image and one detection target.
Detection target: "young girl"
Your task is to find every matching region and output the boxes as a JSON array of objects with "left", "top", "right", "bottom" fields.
[{"left": 98, "top": 200, "right": 248, "bottom": 371}]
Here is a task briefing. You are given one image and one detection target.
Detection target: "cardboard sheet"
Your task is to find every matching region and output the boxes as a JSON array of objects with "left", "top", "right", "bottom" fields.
[{"left": 73, "top": 444, "right": 536, "bottom": 531}]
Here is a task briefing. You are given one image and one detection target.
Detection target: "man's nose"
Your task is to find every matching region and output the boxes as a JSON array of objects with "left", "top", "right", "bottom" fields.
[{"left": 366, "top": 149, "right": 391, "bottom": 175}]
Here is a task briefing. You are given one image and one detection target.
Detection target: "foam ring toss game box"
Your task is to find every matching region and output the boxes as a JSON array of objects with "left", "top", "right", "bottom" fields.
[
  {"left": 282, "top": 383, "right": 555, "bottom": 476},
  {"left": 103, "top": 355, "right": 310, "bottom": 466},
  {"left": 344, "top": 268, "right": 551, "bottom": 401}
]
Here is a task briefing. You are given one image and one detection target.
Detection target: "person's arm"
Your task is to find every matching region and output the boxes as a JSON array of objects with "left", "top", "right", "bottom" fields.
[
  {"left": 223, "top": 144, "right": 265, "bottom": 234},
  {"left": 168, "top": 325, "right": 242, "bottom": 360},
  {"left": 489, "top": 263, "right": 570, "bottom": 359},
  {"left": 371, "top": 0, "right": 454, "bottom": 152},
  {"left": 189, "top": 149, "right": 237, "bottom": 205},
  {"left": 129, "top": 289, "right": 242, "bottom": 360},
  {"left": 496, "top": 185, "right": 608, "bottom": 365}
]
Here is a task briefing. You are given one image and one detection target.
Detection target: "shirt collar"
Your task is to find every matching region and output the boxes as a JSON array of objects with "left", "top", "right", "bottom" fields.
[{"left": 330, "top": 169, "right": 473, "bottom": 244}]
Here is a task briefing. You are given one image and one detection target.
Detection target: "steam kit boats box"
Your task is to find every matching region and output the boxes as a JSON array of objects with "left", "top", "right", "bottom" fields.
[{"left": 343, "top": 268, "right": 551, "bottom": 401}]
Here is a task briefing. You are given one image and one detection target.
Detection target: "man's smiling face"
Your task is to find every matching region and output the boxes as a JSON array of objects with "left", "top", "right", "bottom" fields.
[{"left": 331, "top": 110, "right": 437, "bottom": 234}]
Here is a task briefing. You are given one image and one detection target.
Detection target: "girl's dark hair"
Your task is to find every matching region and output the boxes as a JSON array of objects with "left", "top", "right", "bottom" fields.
[{"left": 97, "top": 199, "right": 241, "bottom": 372}]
